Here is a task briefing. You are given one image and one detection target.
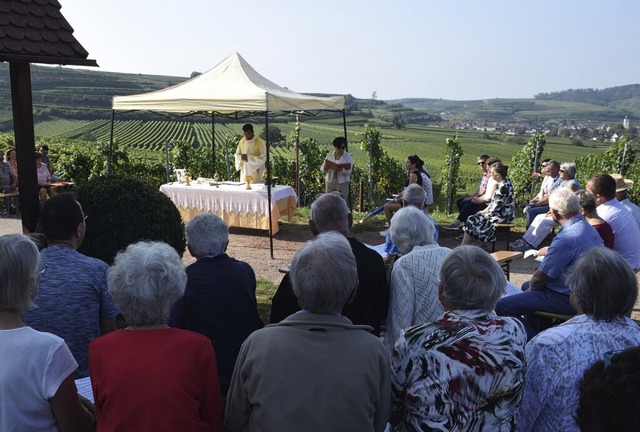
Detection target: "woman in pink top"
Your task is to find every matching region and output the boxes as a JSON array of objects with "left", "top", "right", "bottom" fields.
[
  {"left": 5, "top": 148, "right": 18, "bottom": 184},
  {"left": 35, "top": 152, "right": 54, "bottom": 201}
]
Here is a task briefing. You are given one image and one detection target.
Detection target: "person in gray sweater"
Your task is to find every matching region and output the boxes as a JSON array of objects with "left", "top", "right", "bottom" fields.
[{"left": 225, "top": 231, "right": 391, "bottom": 432}]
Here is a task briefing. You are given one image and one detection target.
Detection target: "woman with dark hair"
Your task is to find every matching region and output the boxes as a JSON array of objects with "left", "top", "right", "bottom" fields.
[
  {"left": 321, "top": 136, "right": 353, "bottom": 201},
  {"left": 382, "top": 155, "right": 433, "bottom": 233},
  {"left": 519, "top": 247, "right": 640, "bottom": 431},
  {"left": 462, "top": 161, "right": 514, "bottom": 248},
  {"left": 576, "top": 189, "right": 614, "bottom": 248},
  {"left": 576, "top": 346, "right": 640, "bottom": 432},
  {"left": 5, "top": 148, "right": 18, "bottom": 184}
]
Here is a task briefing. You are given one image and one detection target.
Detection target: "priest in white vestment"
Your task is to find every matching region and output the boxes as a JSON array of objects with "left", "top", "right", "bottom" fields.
[{"left": 235, "top": 123, "right": 266, "bottom": 182}]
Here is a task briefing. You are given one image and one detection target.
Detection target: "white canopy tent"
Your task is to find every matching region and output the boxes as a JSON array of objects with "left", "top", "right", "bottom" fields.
[
  {"left": 112, "top": 52, "right": 344, "bottom": 113},
  {"left": 109, "top": 52, "right": 347, "bottom": 257}
]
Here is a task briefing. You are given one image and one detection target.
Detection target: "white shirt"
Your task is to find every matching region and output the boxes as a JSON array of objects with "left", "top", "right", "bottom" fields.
[
  {"left": 620, "top": 198, "right": 640, "bottom": 229},
  {"left": 597, "top": 198, "right": 640, "bottom": 269},
  {"left": 321, "top": 150, "right": 353, "bottom": 184},
  {"left": 0, "top": 327, "right": 77, "bottom": 432}
]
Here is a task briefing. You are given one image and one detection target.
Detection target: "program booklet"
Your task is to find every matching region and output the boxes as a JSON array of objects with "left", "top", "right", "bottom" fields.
[
  {"left": 75, "top": 377, "right": 94, "bottom": 403},
  {"left": 523, "top": 249, "right": 544, "bottom": 262}
]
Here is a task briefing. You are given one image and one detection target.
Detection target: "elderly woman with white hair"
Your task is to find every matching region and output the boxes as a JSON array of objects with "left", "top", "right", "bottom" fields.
[
  {"left": 384, "top": 206, "right": 451, "bottom": 350},
  {"left": 169, "top": 213, "right": 263, "bottom": 400},
  {"left": 89, "top": 241, "right": 223, "bottom": 432},
  {"left": 390, "top": 245, "right": 527, "bottom": 432},
  {"left": 0, "top": 234, "right": 95, "bottom": 432},
  {"left": 519, "top": 247, "right": 640, "bottom": 432},
  {"left": 383, "top": 184, "right": 439, "bottom": 259}
]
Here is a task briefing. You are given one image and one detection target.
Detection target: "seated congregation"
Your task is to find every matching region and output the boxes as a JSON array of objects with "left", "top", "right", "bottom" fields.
[{"left": 3, "top": 165, "right": 640, "bottom": 431}]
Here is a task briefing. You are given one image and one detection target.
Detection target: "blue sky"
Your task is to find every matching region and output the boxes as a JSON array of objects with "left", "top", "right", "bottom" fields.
[{"left": 59, "top": 0, "right": 640, "bottom": 101}]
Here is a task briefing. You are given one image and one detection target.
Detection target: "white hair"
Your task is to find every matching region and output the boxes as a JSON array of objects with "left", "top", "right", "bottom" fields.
[
  {"left": 439, "top": 245, "right": 505, "bottom": 311},
  {"left": 108, "top": 241, "right": 186, "bottom": 326},
  {"left": 549, "top": 187, "right": 581, "bottom": 217},
  {"left": 289, "top": 232, "right": 358, "bottom": 314},
  {"left": 185, "top": 213, "right": 228, "bottom": 257},
  {"left": 389, "top": 206, "right": 435, "bottom": 254},
  {"left": 0, "top": 234, "right": 39, "bottom": 311}
]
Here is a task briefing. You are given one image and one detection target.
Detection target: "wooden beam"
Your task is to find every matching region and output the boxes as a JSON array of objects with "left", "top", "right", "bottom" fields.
[{"left": 10, "top": 62, "right": 39, "bottom": 233}]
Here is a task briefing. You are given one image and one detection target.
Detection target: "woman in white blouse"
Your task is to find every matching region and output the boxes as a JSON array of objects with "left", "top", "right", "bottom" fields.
[{"left": 321, "top": 136, "right": 353, "bottom": 201}]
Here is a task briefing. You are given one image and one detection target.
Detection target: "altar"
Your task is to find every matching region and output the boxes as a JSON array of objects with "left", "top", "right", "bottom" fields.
[{"left": 159, "top": 181, "right": 297, "bottom": 234}]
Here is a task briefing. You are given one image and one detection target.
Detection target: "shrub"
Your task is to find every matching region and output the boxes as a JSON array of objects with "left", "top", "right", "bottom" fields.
[
  {"left": 76, "top": 175, "right": 185, "bottom": 264},
  {"left": 508, "top": 132, "right": 546, "bottom": 207},
  {"left": 356, "top": 125, "right": 405, "bottom": 209},
  {"left": 442, "top": 133, "right": 463, "bottom": 214}
]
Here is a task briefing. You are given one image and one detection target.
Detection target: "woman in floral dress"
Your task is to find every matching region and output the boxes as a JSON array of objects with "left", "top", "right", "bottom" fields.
[{"left": 462, "top": 161, "right": 514, "bottom": 246}]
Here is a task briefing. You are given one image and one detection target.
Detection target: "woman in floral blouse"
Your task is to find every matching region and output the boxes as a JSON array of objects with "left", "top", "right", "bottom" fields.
[{"left": 390, "top": 246, "right": 527, "bottom": 432}]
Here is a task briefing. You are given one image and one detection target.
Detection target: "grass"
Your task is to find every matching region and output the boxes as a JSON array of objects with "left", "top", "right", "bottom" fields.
[
  {"left": 256, "top": 278, "right": 277, "bottom": 325},
  {"left": 34, "top": 119, "right": 91, "bottom": 137}
]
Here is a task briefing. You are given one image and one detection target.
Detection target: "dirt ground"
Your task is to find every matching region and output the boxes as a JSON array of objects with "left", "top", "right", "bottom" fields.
[
  {"left": 0, "top": 217, "right": 537, "bottom": 289},
  {"left": 187, "top": 221, "right": 539, "bottom": 289}
]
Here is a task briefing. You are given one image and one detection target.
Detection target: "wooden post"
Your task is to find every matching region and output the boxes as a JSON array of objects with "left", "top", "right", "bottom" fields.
[
  {"left": 446, "top": 146, "right": 454, "bottom": 214},
  {"left": 10, "top": 62, "right": 39, "bottom": 233}
]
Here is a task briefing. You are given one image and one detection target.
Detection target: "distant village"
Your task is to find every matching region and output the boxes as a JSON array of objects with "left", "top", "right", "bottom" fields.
[{"left": 441, "top": 116, "right": 636, "bottom": 143}]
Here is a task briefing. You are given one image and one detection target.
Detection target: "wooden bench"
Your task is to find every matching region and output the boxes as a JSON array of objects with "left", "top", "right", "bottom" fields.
[
  {"left": 492, "top": 223, "right": 515, "bottom": 252},
  {"left": 51, "top": 181, "right": 74, "bottom": 191},
  {"left": 491, "top": 250, "right": 522, "bottom": 280},
  {"left": 0, "top": 191, "right": 20, "bottom": 217},
  {"left": 533, "top": 311, "right": 575, "bottom": 330}
]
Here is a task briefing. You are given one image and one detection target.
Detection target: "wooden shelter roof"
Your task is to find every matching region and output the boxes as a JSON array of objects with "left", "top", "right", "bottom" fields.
[{"left": 0, "top": 0, "right": 97, "bottom": 66}]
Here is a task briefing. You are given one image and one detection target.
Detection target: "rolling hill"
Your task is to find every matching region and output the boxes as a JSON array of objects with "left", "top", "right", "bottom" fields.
[{"left": 1, "top": 63, "right": 639, "bottom": 132}]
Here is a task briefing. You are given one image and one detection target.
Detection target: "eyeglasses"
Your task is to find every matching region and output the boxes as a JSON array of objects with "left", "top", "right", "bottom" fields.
[
  {"left": 337, "top": 146, "right": 346, "bottom": 150},
  {"left": 559, "top": 169, "right": 566, "bottom": 173},
  {"left": 477, "top": 162, "right": 485, "bottom": 165},
  {"left": 33, "top": 264, "right": 47, "bottom": 277}
]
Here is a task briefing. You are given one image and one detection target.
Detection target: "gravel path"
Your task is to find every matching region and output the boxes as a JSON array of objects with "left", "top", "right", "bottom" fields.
[{"left": 0, "top": 217, "right": 536, "bottom": 288}]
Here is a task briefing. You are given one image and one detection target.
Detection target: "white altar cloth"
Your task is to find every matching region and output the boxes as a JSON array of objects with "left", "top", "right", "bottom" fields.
[{"left": 159, "top": 182, "right": 297, "bottom": 234}]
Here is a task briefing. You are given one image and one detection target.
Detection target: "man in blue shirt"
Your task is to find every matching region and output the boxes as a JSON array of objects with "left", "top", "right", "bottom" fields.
[
  {"left": 496, "top": 188, "right": 603, "bottom": 339},
  {"left": 24, "top": 193, "right": 119, "bottom": 378}
]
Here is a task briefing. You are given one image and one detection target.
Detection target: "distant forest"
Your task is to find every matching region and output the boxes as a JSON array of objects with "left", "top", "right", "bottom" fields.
[{"left": 535, "top": 84, "right": 640, "bottom": 106}]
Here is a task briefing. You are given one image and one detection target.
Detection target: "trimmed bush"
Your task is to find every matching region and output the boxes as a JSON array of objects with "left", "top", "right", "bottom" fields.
[{"left": 76, "top": 175, "right": 185, "bottom": 264}]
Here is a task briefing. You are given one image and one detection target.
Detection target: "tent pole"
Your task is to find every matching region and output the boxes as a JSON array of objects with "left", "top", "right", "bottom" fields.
[
  {"left": 265, "top": 110, "right": 274, "bottom": 259},
  {"left": 295, "top": 114, "right": 300, "bottom": 197},
  {"left": 342, "top": 109, "right": 351, "bottom": 211},
  {"left": 164, "top": 138, "right": 170, "bottom": 184},
  {"left": 211, "top": 112, "right": 216, "bottom": 176},
  {"left": 107, "top": 110, "right": 115, "bottom": 175},
  {"left": 342, "top": 109, "right": 348, "bottom": 143},
  {"left": 224, "top": 115, "right": 231, "bottom": 180}
]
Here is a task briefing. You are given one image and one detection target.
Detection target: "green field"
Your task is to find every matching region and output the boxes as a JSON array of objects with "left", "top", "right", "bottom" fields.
[{"left": 37, "top": 118, "right": 607, "bottom": 197}]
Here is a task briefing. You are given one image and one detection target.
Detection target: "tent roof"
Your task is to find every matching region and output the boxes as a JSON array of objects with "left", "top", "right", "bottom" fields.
[{"left": 112, "top": 52, "right": 344, "bottom": 114}]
